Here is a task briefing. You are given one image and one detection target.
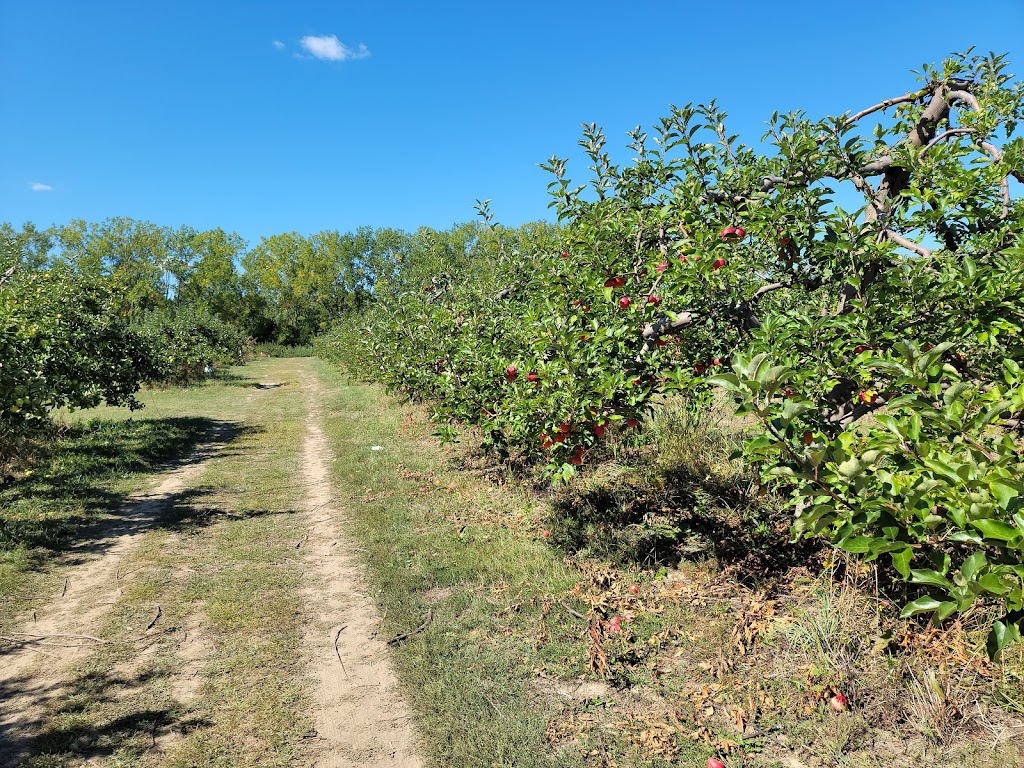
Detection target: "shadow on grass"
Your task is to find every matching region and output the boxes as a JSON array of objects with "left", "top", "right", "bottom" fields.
[
  {"left": 0, "top": 666, "right": 212, "bottom": 765},
  {"left": 0, "top": 417, "right": 253, "bottom": 573},
  {"left": 547, "top": 458, "right": 821, "bottom": 589}
]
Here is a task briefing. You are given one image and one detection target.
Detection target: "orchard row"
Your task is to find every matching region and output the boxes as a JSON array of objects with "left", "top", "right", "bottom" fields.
[{"left": 321, "top": 52, "right": 1024, "bottom": 656}]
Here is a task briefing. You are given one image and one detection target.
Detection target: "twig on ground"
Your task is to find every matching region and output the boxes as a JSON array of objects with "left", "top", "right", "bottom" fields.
[
  {"left": 560, "top": 601, "right": 586, "bottom": 621},
  {"left": 481, "top": 691, "right": 504, "bottom": 718},
  {"left": 387, "top": 609, "right": 433, "bottom": 646},
  {"left": 146, "top": 606, "right": 162, "bottom": 631},
  {"left": 333, "top": 625, "right": 349, "bottom": 679},
  {"left": 5, "top": 631, "right": 111, "bottom": 643}
]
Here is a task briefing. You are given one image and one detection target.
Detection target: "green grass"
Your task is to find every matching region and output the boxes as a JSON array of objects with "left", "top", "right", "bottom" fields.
[
  {"left": 8, "top": 358, "right": 1024, "bottom": 767},
  {"left": 12, "top": 360, "right": 314, "bottom": 767},
  {"left": 309, "top": 357, "right": 595, "bottom": 767}
]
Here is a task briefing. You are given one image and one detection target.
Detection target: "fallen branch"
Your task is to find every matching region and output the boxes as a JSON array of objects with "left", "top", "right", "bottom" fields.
[
  {"left": 333, "top": 625, "right": 349, "bottom": 679},
  {"left": 145, "top": 606, "right": 162, "bottom": 631},
  {"left": 387, "top": 609, "right": 433, "bottom": 646},
  {"left": 560, "top": 601, "right": 587, "bottom": 621},
  {"left": 2, "top": 632, "right": 113, "bottom": 646}
]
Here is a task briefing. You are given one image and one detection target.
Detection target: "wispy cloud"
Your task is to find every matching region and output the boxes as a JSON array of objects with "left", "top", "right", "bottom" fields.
[
  {"left": 272, "top": 39, "right": 285, "bottom": 50},
  {"left": 299, "top": 34, "right": 370, "bottom": 62},
  {"left": 29, "top": 182, "right": 54, "bottom": 192}
]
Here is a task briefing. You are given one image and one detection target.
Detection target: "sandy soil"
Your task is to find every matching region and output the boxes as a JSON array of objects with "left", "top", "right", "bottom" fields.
[
  {"left": 297, "top": 371, "right": 424, "bottom": 768},
  {"left": 0, "top": 364, "right": 426, "bottom": 766},
  {"left": 0, "top": 427, "right": 233, "bottom": 765}
]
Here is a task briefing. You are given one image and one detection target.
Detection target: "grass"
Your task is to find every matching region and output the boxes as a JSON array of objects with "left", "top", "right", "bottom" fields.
[
  {"left": 309, "top": 357, "right": 589, "bottom": 767},
  {"left": 10, "top": 360, "right": 316, "bottom": 767},
  {"left": 6, "top": 359, "right": 1024, "bottom": 767}
]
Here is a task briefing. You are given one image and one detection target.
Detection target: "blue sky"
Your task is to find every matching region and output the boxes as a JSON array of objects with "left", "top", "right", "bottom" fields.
[{"left": 2, "top": 1, "right": 1022, "bottom": 246}]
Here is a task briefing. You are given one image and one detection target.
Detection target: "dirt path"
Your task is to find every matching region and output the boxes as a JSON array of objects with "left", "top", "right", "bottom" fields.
[
  {"left": 0, "top": 364, "right": 426, "bottom": 767},
  {"left": 0, "top": 426, "right": 234, "bottom": 765},
  {"left": 297, "top": 371, "right": 424, "bottom": 768}
]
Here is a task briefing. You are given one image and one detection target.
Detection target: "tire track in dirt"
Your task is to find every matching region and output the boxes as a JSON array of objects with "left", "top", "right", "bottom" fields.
[
  {"left": 0, "top": 424, "right": 235, "bottom": 765},
  {"left": 298, "top": 370, "right": 424, "bottom": 768}
]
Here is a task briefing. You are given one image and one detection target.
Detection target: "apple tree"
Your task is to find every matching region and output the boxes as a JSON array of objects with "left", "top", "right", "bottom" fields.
[{"left": 336, "top": 51, "right": 1024, "bottom": 653}]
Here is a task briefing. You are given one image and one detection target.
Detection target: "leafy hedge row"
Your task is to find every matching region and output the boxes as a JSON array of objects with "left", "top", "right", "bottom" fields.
[
  {"left": 321, "top": 52, "right": 1024, "bottom": 655},
  {"left": 1, "top": 266, "right": 247, "bottom": 452}
]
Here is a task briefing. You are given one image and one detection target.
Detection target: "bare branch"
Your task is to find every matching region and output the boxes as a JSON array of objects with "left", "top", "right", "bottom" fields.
[
  {"left": 922, "top": 128, "right": 976, "bottom": 154},
  {"left": 839, "top": 90, "right": 927, "bottom": 130},
  {"left": 947, "top": 89, "right": 982, "bottom": 113},
  {"left": 885, "top": 231, "right": 932, "bottom": 258}
]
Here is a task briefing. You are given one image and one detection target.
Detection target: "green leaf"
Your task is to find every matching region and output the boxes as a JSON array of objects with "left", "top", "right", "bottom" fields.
[
  {"left": 986, "top": 620, "right": 1021, "bottom": 661},
  {"left": 936, "top": 601, "right": 959, "bottom": 622},
  {"left": 706, "top": 373, "right": 743, "bottom": 393},
  {"left": 991, "top": 478, "right": 1021, "bottom": 510},
  {"left": 909, "top": 569, "right": 953, "bottom": 589},
  {"left": 978, "top": 572, "right": 1011, "bottom": 595},
  {"left": 970, "top": 518, "right": 1020, "bottom": 542},
  {"left": 838, "top": 536, "right": 875, "bottom": 554},
  {"left": 891, "top": 547, "right": 913, "bottom": 579},
  {"left": 960, "top": 551, "right": 987, "bottom": 582},
  {"left": 901, "top": 595, "right": 942, "bottom": 618}
]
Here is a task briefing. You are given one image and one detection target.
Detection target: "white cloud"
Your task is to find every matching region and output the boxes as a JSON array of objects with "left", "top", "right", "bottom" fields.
[
  {"left": 299, "top": 34, "right": 369, "bottom": 62},
  {"left": 29, "top": 182, "right": 53, "bottom": 192},
  {"left": 272, "top": 39, "right": 285, "bottom": 49}
]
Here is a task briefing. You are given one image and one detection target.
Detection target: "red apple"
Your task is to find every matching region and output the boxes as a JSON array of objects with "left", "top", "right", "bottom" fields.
[
  {"left": 619, "top": 296, "right": 631, "bottom": 309},
  {"left": 803, "top": 431, "right": 813, "bottom": 445},
  {"left": 625, "top": 418, "right": 639, "bottom": 428},
  {"left": 628, "top": 584, "right": 639, "bottom": 595},
  {"left": 859, "top": 390, "right": 877, "bottom": 404},
  {"left": 559, "top": 422, "right": 571, "bottom": 434},
  {"left": 593, "top": 423, "right": 606, "bottom": 437},
  {"left": 706, "top": 758, "right": 726, "bottom": 768},
  {"left": 506, "top": 365, "right": 517, "bottom": 382},
  {"left": 542, "top": 529, "right": 551, "bottom": 539},
  {"left": 656, "top": 339, "right": 667, "bottom": 347},
  {"left": 540, "top": 433, "right": 553, "bottom": 449},
  {"left": 712, "top": 258, "right": 727, "bottom": 271},
  {"left": 734, "top": 226, "right": 746, "bottom": 239},
  {"left": 679, "top": 254, "right": 688, "bottom": 263},
  {"left": 527, "top": 371, "right": 539, "bottom": 383},
  {"left": 647, "top": 295, "right": 661, "bottom": 305},
  {"left": 656, "top": 261, "right": 668, "bottom": 273},
  {"left": 830, "top": 693, "right": 848, "bottom": 712},
  {"left": 853, "top": 345, "right": 869, "bottom": 354},
  {"left": 719, "top": 225, "right": 737, "bottom": 240},
  {"left": 561, "top": 251, "right": 570, "bottom": 259},
  {"left": 572, "top": 299, "right": 581, "bottom": 306},
  {"left": 694, "top": 363, "right": 706, "bottom": 374}
]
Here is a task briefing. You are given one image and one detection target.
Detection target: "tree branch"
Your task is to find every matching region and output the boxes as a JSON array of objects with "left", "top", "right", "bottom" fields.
[
  {"left": 947, "top": 89, "right": 982, "bottom": 113},
  {"left": 838, "top": 90, "right": 927, "bottom": 131},
  {"left": 922, "top": 128, "right": 976, "bottom": 154},
  {"left": 885, "top": 231, "right": 932, "bottom": 258}
]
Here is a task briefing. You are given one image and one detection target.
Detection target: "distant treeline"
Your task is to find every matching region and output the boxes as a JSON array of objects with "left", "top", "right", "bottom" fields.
[{"left": 2, "top": 218, "right": 561, "bottom": 346}]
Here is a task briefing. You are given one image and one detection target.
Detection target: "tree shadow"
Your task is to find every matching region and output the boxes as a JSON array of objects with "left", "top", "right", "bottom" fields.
[
  {"left": 0, "top": 665, "right": 213, "bottom": 764},
  {"left": 547, "top": 458, "right": 822, "bottom": 590},
  {"left": 0, "top": 417, "right": 255, "bottom": 574}
]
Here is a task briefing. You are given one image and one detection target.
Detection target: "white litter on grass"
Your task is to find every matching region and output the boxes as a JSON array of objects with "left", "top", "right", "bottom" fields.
[{"left": 371, "top": 446, "right": 383, "bottom": 451}]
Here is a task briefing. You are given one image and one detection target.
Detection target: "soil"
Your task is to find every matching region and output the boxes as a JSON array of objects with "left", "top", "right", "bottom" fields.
[
  {"left": 0, "top": 365, "right": 425, "bottom": 767},
  {"left": 0, "top": 428, "right": 233, "bottom": 765}
]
